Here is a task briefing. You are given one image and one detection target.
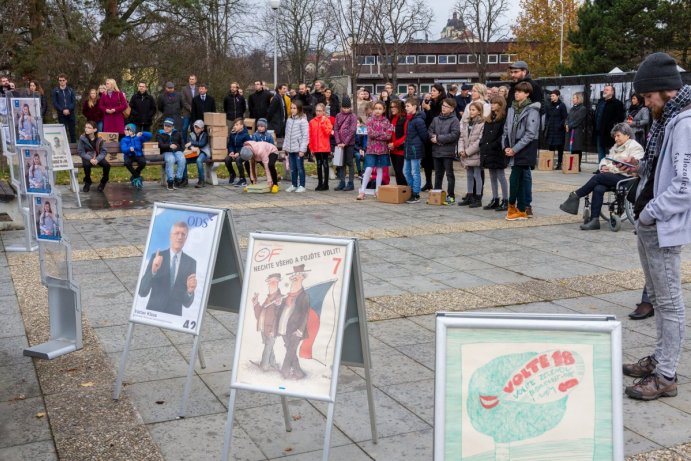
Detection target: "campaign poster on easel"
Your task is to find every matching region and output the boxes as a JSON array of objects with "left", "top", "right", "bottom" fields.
[
  {"left": 19, "top": 147, "right": 53, "bottom": 194},
  {"left": 32, "top": 195, "right": 63, "bottom": 243},
  {"left": 11, "top": 97, "right": 42, "bottom": 146},
  {"left": 43, "top": 124, "right": 74, "bottom": 171},
  {"left": 129, "top": 203, "right": 224, "bottom": 335},
  {"left": 232, "top": 234, "right": 354, "bottom": 402}
]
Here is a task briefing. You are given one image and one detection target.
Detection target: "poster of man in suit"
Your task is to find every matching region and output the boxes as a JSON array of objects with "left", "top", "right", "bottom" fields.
[
  {"left": 234, "top": 236, "right": 350, "bottom": 400},
  {"left": 129, "top": 204, "right": 222, "bottom": 334}
]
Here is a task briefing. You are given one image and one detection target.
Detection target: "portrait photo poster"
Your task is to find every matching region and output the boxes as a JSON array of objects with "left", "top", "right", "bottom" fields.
[
  {"left": 232, "top": 234, "right": 353, "bottom": 402},
  {"left": 20, "top": 147, "right": 52, "bottom": 195},
  {"left": 435, "top": 315, "right": 622, "bottom": 461},
  {"left": 43, "top": 124, "right": 74, "bottom": 171},
  {"left": 32, "top": 195, "right": 62, "bottom": 243},
  {"left": 11, "top": 97, "right": 42, "bottom": 146},
  {"left": 129, "top": 203, "right": 225, "bottom": 335}
]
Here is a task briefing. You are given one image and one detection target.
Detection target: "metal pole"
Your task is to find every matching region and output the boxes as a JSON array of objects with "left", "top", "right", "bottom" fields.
[
  {"left": 273, "top": 9, "right": 278, "bottom": 90},
  {"left": 560, "top": 0, "right": 564, "bottom": 66}
]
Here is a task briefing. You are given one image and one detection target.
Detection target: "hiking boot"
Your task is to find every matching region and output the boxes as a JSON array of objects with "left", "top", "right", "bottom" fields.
[
  {"left": 286, "top": 185, "right": 297, "bottom": 192},
  {"left": 468, "top": 194, "right": 482, "bottom": 208},
  {"left": 405, "top": 194, "right": 420, "bottom": 204},
  {"left": 83, "top": 183, "right": 91, "bottom": 193},
  {"left": 315, "top": 183, "right": 324, "bottom": 191},
  {"left": 623, "top": 355, "right": 658, "bottom": 378},
  {"left": 173, "top": 178, "right": 181, "bottom": 188},
  {"left": 506, "top": 204, "right": 528, "bottom": 221},
  {"left": 458, "top": 194, "right": 472, "bottom": 206},
  {"left": 629, "top": 302, "right": 654, "bottom": 320},
  {"left": 526, "top": 206, "right": 533, "bottom": 218},
  {"left": 335, "top": 182, "right": 345, "bottom": 191},
  {"left": 625, "top": 373, "right": 677, "bottom": 400},
  {"left": 180, "top": 178, "right": 189, "bottom": 187},
  {"left": 97, "top": 183, "right": 106, "bottom": 192},
  {"left": 580, "top": 218, "right": 601, "bottom": 230},
  {"left": 483, "top": 198, "right": 499, "bottom": 210},
  {"left": 559, "top": 192, "right": 580, "bottom": 215},
  {"left": 495, "top": 199, "right": 508, "bottom": 212},
  {"left": 195, "top": 180, "right": 205, "bottom": 188},
  {"left": 343, "top": 182, "right": 354, "bottom": 191}
]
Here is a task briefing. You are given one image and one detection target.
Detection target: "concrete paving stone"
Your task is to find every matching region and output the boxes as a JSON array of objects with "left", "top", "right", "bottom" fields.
[
  {"left": 358, "top": 427, "right": 433, "bottom": 459},
  {"left": 280, "top": 443, "right": 372, "bottom": 461},
  {"left": 386, "top": 274, "right": 452, "bottom": 294},
  {"left": 163, "top": 314, "right": 233, "bottom": 345},
  {"left": 466, "top": 266, "right": 534, "bottom": 284},
  {"left": 380, "top": 378, "right": 435, "bottom": 425},
  {"left": 94, "top": 323, "right": 172, "bottom": 353},
  {"left": 234, "top": 399, "right": 351, "bottom": 458},
  {"left": 124, "top": 375, "right": 226, "bottom": 424},
  {"left": 209, "top": 310, "right": 240, "bottom": 335},
  {"left": 0, "top": 294, "right": 19, "bottom": 315},
  {"left": 175, "top": 337, "right": 236, "bottom": 375},
  {"left": 83, "top": 301, "right": 132, "bottom": 328},
  {"left": 108, "top": 345, "right": 190, "bottom": 383},
  {"left": 0, "top": 362, "right": 41, "bottom": 401},
  {"left": 362, "top": 262, "right": 415, "bottom": 279},
  {"left": 620, "top": 328, "right": 657, "bottom": 351},
  {"left": 362, "top": 276, "right": 404, "bottom": 298},
  {"left": 350, "top": 343, "right": 434, "bottom": 388},
  {"left": 0, "top": 440, "right": 57, "bottom": 461},
  {"left": 200, "top": 370, "right": 301, "bottom": 411},
  {"left": 405, "top": 314, "right": 436, "bottom": 332},
  {"left": 0, "top": 281, "right": 16, "bottom": 297},
  {"left": 658, "top": 383, "right": 691, "bottom": 415},
  {"left": 82, "top": 289, "right": 135, "bottom": 307},
  {"left": 594, "top": 289, "right": 647, "bottom": 307},
  {"left": 504, "top": 301, "right": 579, "bottom": 315},
  {"left": 0, "top": 312, "right": 26, "bottom": 339},
  {"left": 0, "top": 335, "right": 32, "bottom": 367},
  {"left": 551, "top": 295, "right": 632, "bottom": 316},
  {"left": 431, "top": 255, "right": 496, "bottom": 272},
  {"left": 624, "top": 429, "right": 666, "bottom": 459},
  {"left": 0, "top": 397, "right": 53, "bottom": 449},
  {"left": 366, "top": 318, "right": 435, "bottom": 349},
  {"left": 395, "top": 341, "right": 435, "bottom": 371},
  {"left": 622, "top": 394, "right": 691, "bottom": 449},
  {"left": 313, "top": 387, "right": 430, "bottom": 443}
]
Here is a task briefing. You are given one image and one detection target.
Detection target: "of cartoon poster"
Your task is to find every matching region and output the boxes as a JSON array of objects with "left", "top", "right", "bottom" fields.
[
  {"left": 20, "top": 147, "right": 52, "bottom": 195},
  {"left": 232, "top": 235, "right": 352, "bottom": 402},
  {"left": 32, "top": 195, "right": 62, "bottom": 243},
  {"left": 129, "top": 203, "right": 225, "bottom": 335},
  {"left": 11, "top": 97, "right": 42, "bottom": 146},
  {"left": 43, "top": 124, "right": 74, "bottom": 171},
  {"left": 435, "top": 314, "right": 622, "bottom": 461}
]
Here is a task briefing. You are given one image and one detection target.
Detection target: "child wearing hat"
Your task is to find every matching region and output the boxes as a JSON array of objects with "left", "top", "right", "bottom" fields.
[
  {"left": 237, "top": 140, "right": 280, "bottom": 193},
  {"left": 252, "top": 118, "right": 275, "bottom": 144},
  {"left": 157, "top": 117, "right": 186, "bottom": 190},
  {"left": 186, "top": 120, "right": 210, "bottom": 188},
  {"left": 120, "top": 123, "right": 152, "bottom": 189},
  {"left": 334, "top": 95, "right": 357, "bottom": 191}
]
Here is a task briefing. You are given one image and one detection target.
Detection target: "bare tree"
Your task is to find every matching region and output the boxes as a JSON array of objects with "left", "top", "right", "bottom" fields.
[
  {"left": 365, "top": 0, "right": 433, "bottom": 86},
  {"left": 327, "top": 0, "right": 372, "bottom": 94},
  {"left": 454, "top": 0, "right": 510, "bottom": 81}
]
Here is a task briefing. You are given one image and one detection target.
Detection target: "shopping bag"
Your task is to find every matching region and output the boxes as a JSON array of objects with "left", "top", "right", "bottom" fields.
[{"left": 333, "top": 146, "right": 344, "bottom": 166}]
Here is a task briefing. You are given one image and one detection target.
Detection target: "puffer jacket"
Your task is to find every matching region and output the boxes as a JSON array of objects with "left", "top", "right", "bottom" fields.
[
  {"left": 227, "top": 127, "right": 251, "bottom": 154},
  {"left": 120, "top": 132, "right": 153, "bottom": 157},
  {"left": 503, "top": 101, "right": 541, "bottom": 167},
  {"left": 403, "top": 112, "right": 428, "bottom": 160},
  {"left": 77, "top": 135, "right": 106, "bottom": 162},
  {"left": 189, "top": 130, "right": 210, "bottom": 157},
  {"left": 284, "top": 116, "right": 309, "bottom": 153},
  {"left": 334, "top": 111, "right": 358, "bottom": 146},
  {"left": 365, "top": 114, "right": 392, "bottom": 155},
  {"left": 157, "top": 128, "right": 183, "bottom": 154},
  {"left": 428, "top": 113, "right": 460, "bottom": 158},
  {"left": 459, "top": 117, "right": 485, "bottom": 167},
  {"left": 308, "top": 115, "right": 333, "bottom": 153}
]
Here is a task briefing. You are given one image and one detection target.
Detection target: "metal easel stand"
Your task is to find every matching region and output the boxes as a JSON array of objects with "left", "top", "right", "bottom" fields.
[
  {"left": 24, "top": 238, "right": 82, "bottom": 359},
  {"left": 69, "top": 167, "right": 81, "bottom": 208},
  {"left": 6, "top": 194, "right": 38, "bottom": 252}
]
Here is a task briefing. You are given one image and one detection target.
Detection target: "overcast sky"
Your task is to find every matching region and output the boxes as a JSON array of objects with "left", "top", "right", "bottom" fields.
[{"left": 429, "top": 1, "right": 522, "bottom": 40}]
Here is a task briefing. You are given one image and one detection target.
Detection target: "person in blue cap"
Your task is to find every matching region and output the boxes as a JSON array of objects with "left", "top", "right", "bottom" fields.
[{"left": 157, "top": 118, "right": 185, "bottom": 190}]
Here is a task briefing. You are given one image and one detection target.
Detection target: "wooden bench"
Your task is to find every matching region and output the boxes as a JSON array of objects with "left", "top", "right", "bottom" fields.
[{"left": 69, "top": 139, "right": 286, "bottom": 187}]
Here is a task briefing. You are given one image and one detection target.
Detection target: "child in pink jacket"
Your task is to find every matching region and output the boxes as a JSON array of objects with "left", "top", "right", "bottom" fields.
[{"left": 239, "top": 140, "right": 280, "bottom": 192}]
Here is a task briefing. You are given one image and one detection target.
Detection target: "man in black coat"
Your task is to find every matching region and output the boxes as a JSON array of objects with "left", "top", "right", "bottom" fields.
[
  {"left": 506, "top": 61, "right": 543, "bottom": 108},
  {"left": 544, "top": 89, "right": 568, "bottom": 169},
  {"left": 295, "top": 83, "right": 315, "bottom": 120},
  {"left": 129, "top": 82, "right": 157, "bottom": 132},
  {"left": 267, "top": 83, "right": 288, "bottom": 138},
  {"left": 593, "top": 84, "right": 625, "bottom": 161},
  {"left": 277, "top": 264, "right": 311, "bottom": 380},
  {"left": 248, "top": 81, "right": 272, "bottom": 120},
  {"left": 138, "top": 221, "right": 197, "bottom": 316},
  {"left": 190, "top": 83, "right": 217, "bottom": 123},
  {"left": 223, "top": 82, "right": 246, "bottom": 126},
  {"left": 157, "top": 82, "right": 183, "bottom": 130}
]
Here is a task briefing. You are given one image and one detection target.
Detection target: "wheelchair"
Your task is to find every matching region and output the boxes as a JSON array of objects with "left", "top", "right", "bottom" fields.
[{"left": 582, "top": 176, "right": 636, "bottom": 232}]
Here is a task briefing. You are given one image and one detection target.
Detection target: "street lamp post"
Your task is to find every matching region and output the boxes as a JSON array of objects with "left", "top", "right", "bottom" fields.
[
  {"left": 270, "top": 0, "right": 281, "bottom": 89},
  {"left": 559, "top": 0, "right": 564, "bottom": 66}
]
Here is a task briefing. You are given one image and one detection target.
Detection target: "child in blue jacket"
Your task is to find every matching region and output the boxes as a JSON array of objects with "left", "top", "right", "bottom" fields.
[
  {"left": 226, "top": 118, "right": 252, "bottom": 186},
  {"left": 120, "top": 123, "right": 152, "bottom": 189},
  {"left": 252, "top": 118, "right": 275, "bottom": 144}
]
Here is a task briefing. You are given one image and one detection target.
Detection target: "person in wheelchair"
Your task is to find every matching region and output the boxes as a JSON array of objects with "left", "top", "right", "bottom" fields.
[{"left": 559, "top": 122, "right": 644, "bottom": 229}]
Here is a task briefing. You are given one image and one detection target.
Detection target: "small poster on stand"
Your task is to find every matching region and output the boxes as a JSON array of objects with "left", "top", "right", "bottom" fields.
[
  {"left": 19, "top": 147, "right": 52, "bottom": 194},
  {"left": 43, "top": 124, "right": 74, "bottom": 171},
  {"left": 32, "top": 195, "right": 63, "bottom": 242},
  {"left": 11, "top": 97, "right": 42, "bottom": 146}
]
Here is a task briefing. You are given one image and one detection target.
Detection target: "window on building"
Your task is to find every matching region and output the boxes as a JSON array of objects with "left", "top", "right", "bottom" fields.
[
  {"left": 458, "top": 54, "right": 468, "bottom": 64},
  {"left": 397, "top": 84, "right": 408, "bottom": 95},
  {"left": 420, "top": 84, "right": 432, "bottom": 94},
  {"left": 397, "top": 55, "right": 416, "bottom": 65},
  {"left": 359, "top": 84, "right": 374, "bottom": 95},
  {"left": 418, "top": 55, "right": 436, "bottom": 64},
  {"left": 377, "top": 55, "right": 394, "bottom": 64},
  {"left": 486, "top": 54, "right": 498, "bottom": 64},
  {"left": 375, "top": 84, "right": 386, "bottom": 94},
  {"left": 467, "top": 54, "right": 476, "bottom": 64},
  {"left": 499, "top": 54, "right": 512, "bottom": 64},
  {"left": 438, "top": 55, "right": 457, "bottom": 64},
  {"left": 358, "top": 55, "right": 375, "bottom": 65}
]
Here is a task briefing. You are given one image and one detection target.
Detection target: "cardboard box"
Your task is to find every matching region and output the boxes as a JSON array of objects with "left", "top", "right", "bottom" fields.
[
  {"left": 143, "top": 148, "right": 160, "bottom": 156},
  {"left": 377, "top": 185, "right": 411, "bottom": 204},
  {"left": 203, "top": 112, "right": 227, "bottom": 127},
  {"left": 209, "top": 136, "right": 227, "bottom": 150},
  {"left": 208, "top": 125, "right": 228, "bottom": 137},
  {"left": 538, "top": 150, "right": 554, "bottom": 171},
  {"left": 143, "top": 142, "right": 158, "bottom": 149},
  {"left": 244, "top": 118, "right": 256, "bottom": 135},
  {"left": 98, "top": 132, "right": 119, "bottom": 143},
  {"left": 562, "top": 153, "right": 580, "bottom": 174},
  {"left": 211, "top": 149, "right": 227, "bottom": 161},
  {"left": 427, "top": 189, "right": 447, "bottom": 205}
]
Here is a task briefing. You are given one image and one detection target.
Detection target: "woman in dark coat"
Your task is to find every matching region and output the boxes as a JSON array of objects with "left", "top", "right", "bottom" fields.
[
  {"left": 480, "top": 95, "right": 508, "bottom": 211},
  {"left": 544, "top": 89, "right": 568, "bottom": 169},
  {"left": 565, "top": 92, "right": 587, "bottom": 172},
  {"left": 421, "top": 83, "right": 445, "bottom": 191}
]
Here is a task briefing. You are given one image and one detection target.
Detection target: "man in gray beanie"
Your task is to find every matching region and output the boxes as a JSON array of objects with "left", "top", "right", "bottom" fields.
[{"left": 621, "top": 52, "right": 690, "bottom": 401}]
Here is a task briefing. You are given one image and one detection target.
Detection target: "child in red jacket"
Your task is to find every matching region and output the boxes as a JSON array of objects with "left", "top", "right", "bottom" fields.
[{"left": 308, "top": 103, "right": 333, "bottom": 191}]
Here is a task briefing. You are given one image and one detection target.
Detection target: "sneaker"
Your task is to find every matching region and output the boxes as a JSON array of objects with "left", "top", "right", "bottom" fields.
[
  {"left": 444, "top": 196, "right": 456, "bottom": 205},
  {"left": 343, "top": 182, "right": 354, "bottom": 191},
  {"left": 623, "top": 355, "right": 658, "bottom": 378},
  {"left": 180, "top": 178, "right": 189, "bottom": 187},
  {"left": 526, "top": 206, "right": 533, "bottom": 218},
  {"left": 286, "top": 185, "right": 297, "bottom": 193},
  {"left": 625, "top": 373, "right": 677, "bottom": 400},
  {"left": 271, "top": 184, "right": 279, "bottom": 193},
  {"left": 506, "top": 204, "right": 528, "bottom": 221},
  {"left": 228, "top": 176, "right": 236, "bottom": 185},
  {"left": 296, "top": 186, "right": 306, "bottom": 193},
  {"left": 173, "top": 178, "right": 181, "bottom": 188},
  {"left": 167, "top": 181, "right": 175, "bottom": 191},
  {"left": 135, "top": 177, "right": 143, "bottom": 189},
  {"left": 335, "top": 182, "right": 345, "bottom": 191},
  {"left": 234, "top": 178, "right": 247, "bottom": 187},
  {"left": 83, "top": 183, "right": 91, "bottom": 193},
  {"left": 406, "top": 194, "right": 420, "bottom": 204},
  {"left": 195, "top": 180, "right": 205, "bottom": 188}
]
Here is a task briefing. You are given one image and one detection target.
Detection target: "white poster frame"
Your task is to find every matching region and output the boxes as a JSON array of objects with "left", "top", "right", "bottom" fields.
[
  {"left": 42, "top": 124, "right": 75, "bottom": 171},
  {"left": 434, "top": 312, "right": 623, "bottom": 461},
  {"left": 19, "top": 146, "right": 54, "bottom": 195},
  {"left": 31, "top": 195, "right": 63, "bottom": 244},
  {"left": 10, "top": 97, "right": 43, "bottom": 147}
]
